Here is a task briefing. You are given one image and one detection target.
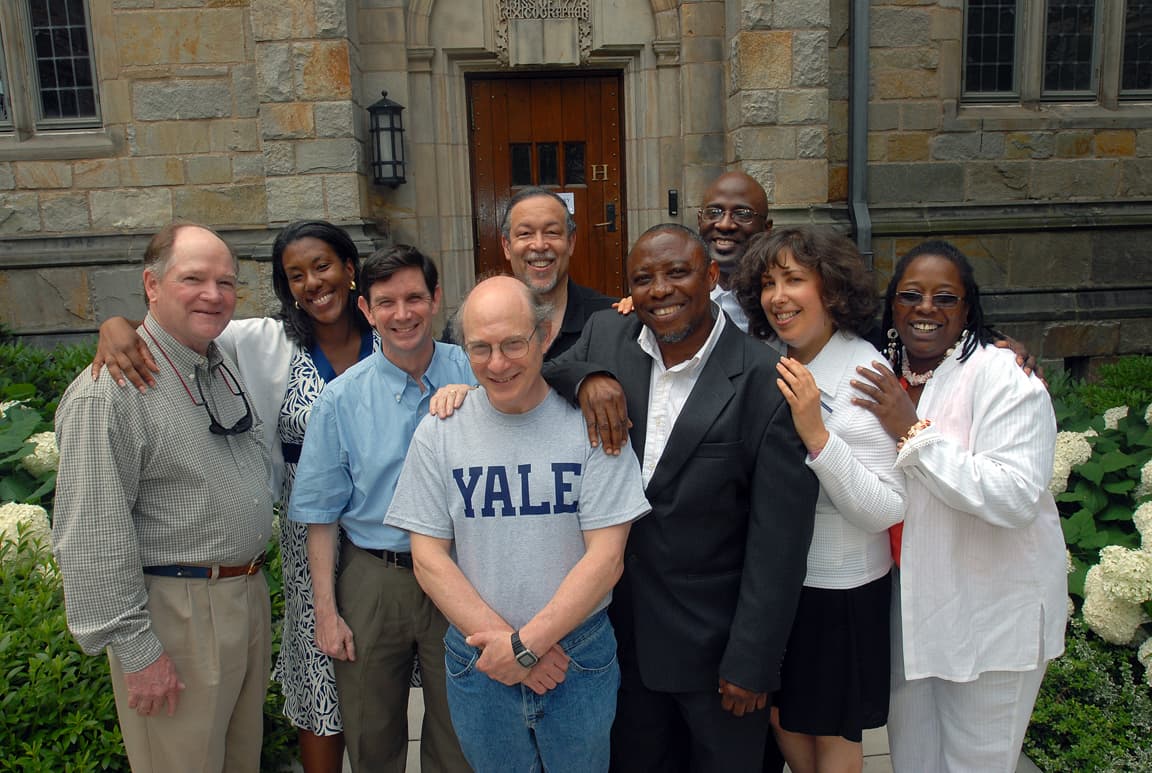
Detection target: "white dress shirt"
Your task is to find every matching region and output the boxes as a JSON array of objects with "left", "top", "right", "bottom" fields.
[
  {"left": 895, "top": 343, "right": 1067, "bottom": 681},
  {"left": 216, "top": 317, "right": 296, "bottom": 496},
  {"left": 711, "top": 285, "right": 749, "bottom": 333},
  {"left": 804, "top": 332, "right": 905, "bottom": 589},
  {"left": 638, "top": 308, "right": 726, "bottom": 486}
]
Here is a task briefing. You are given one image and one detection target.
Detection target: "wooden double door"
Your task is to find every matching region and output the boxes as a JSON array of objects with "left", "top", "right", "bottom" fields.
[{"left": 468, "top": 73, "right": 626, "bottom": 296}]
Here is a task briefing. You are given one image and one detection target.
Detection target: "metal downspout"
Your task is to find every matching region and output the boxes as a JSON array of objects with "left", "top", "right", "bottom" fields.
[{"left": 849, "top": 0, "right": 874, "bottom": 270}]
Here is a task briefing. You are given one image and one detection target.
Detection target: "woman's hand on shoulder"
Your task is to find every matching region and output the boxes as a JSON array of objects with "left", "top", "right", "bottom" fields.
[
  {"left": 850, "top": 360, "right": 920, "bottom": 442},
  {"left": 92, "top": 317, "right": 157, "bottom": 392}
]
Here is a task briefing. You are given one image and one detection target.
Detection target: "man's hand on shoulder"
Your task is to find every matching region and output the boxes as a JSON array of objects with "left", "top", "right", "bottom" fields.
[
  {"left": 124, "top": 652, "right": 185, "bottom": 717},
  {"left": 717, "top": 677, "right": 768, "bottom": 717},
  {"left": 577, "top": 374, "right": 631, "bottom": 456},
  {"left": 993, "top": 333, "right": 1045, "bottom": 385},
  {"left": 429, "top": 384, "right": 475, "bottom": 418},
  {"left": 612, "top": 295, "right": 634, "bottom": 315}
]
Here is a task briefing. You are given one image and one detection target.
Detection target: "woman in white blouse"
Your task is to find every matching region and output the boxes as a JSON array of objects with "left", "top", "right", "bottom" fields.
[
  {"left": 733, "top": 227, "right": 905, "bottom": 773},
  {"left": 851, "top": 240, "right": 1066, "bottom": 773}
]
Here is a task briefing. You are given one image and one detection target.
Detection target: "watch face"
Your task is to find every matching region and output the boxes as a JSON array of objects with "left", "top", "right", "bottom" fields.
[{"left": 516, "top": 650, "right": 539, "bottom": 668}]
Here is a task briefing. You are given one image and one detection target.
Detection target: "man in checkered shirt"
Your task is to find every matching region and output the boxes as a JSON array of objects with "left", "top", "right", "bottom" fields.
[{"left": 53, "top": 221, "right": 274, "bottom": 773}]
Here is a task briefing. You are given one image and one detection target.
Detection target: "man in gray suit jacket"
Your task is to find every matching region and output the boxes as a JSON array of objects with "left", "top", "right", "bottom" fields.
[{"left": 543, "top": 223, "right": 818, "bottom": 771}]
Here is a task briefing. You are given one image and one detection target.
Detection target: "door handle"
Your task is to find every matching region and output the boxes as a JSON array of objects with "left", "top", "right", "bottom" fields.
[{"left": 592, "top": 203, "right": 616, "bottom": 232}]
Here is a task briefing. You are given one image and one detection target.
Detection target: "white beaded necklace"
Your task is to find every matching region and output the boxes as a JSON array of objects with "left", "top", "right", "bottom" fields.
[{"left": 901, "top": 330, "right": 968, "bottom": 386}]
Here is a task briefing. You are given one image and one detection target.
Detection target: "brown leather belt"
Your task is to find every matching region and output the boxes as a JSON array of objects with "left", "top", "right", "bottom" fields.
[{"left": 143, "top": 553, "right": 266, "bottom": 579}]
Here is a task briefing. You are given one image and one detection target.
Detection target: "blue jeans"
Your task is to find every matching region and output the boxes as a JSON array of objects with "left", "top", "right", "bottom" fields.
[{"left": 444, "top": 609, "right": 620, "bottom": 773}]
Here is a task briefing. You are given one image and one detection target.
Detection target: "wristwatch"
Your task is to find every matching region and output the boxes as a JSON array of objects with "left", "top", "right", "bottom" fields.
[{"left": 510, "top": 630, "right": 539, "bottom": 668}]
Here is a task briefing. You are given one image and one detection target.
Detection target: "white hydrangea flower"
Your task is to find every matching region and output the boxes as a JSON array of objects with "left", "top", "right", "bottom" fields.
[
  {"left": 1145, "top": 402, "right": 1152, "bottom": 426},
  {"left": 1097, "top": 545, "right": 1152, "bottom": 604},
  {"left": 1103, "top": 406, "right": 1129, "bottom": 430},
  {"left": 1067, "top": 596, "right": 1076, "bottom": 620},
  {"left": 1135, "top": 502, "right": 1152, "bottom": 549},
  {"left": 0, "top": 502, "right": 51, "bottom": 555},
  {"left": 1136, "top": 459, "right": 1152, "bottom": 503},
  {"left": 0, "top": 399, "right": 23, "bottom": 416},
  {"left": 1066, "top": 549, "right": 1074, "bottom": 575},
  {"left": 19, "top": 431, "right": 59, "bottom": 477},
  {"left": 1049, "top": 431, "right": 1094, "bottom": 496},
  {"left": 1083, "top": 565, "right": 1151, "bottom": 645},
  {"left": 1140, "top": 636, "right": 1152, "bottom": 668},
  {"left": 1140, "top": 637, "right": 1152, "bottom": 687}
]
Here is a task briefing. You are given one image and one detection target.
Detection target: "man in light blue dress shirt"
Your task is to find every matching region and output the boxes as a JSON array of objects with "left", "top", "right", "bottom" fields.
[{"left": 289, "top": 245, "right": 473, "bottom": 772}]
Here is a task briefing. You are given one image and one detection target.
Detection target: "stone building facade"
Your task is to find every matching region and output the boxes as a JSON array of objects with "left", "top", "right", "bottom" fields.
[{"left": 1, "top": 0, "right": 1149, "bottom": 370}]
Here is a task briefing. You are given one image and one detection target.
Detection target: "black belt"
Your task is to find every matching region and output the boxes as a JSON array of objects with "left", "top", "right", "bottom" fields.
[
  {"left": 143, "top": 553, "right": 266, "bottom": 579},
  {"left": 356, "top": 546, "right": 414, "bottom": 569}
]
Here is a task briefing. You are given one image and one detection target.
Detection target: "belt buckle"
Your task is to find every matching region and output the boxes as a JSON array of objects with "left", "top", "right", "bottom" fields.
[{"left": 246, "top": 552, "right": 264, "bottom": 575}]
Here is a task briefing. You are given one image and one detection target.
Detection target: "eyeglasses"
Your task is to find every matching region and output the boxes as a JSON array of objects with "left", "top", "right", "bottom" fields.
[
  {"left": 195, "top": 364, "right": 254, "bottom": 436},
  {"left": 895, "top": 290, "right": 964, "bottom": 309},
  {"left": 698, "top": 206, "right": 764, "bottom": 225},
  {"left": 464, "top": 328, "right": 538, "bottom": 364}
]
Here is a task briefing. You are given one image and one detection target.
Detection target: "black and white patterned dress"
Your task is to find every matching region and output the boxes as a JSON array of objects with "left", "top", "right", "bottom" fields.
[{"left": 272, "top": 332, "right": 377, "bottom": 734}]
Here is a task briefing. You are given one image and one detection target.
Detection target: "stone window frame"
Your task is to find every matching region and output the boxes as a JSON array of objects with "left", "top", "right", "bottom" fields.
[
  {"left": 947, "top": 1, "right": 1152, "bottom": 129},
  {"left": 958, "top": 0, "right": 1147, "bottom": 110},
  {"left": 0, "top": 0, "right": 114, "bottom": 161}
]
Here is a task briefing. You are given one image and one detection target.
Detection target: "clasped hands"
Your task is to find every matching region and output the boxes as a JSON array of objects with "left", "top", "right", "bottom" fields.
[{"left": 465, "top": 630, "right": 570, "bottom": 695}]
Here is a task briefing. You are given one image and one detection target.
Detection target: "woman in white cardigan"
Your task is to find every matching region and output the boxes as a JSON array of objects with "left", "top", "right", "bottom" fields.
[
  {"left": 851, "top": 240, "right": 1066, "bottom": 773},
  {"left": 734, "top": 227, "right": 906, "bottom": 773}
]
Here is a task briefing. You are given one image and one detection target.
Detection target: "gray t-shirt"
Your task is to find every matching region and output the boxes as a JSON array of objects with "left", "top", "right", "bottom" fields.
[{"left": 385, "top": 388, "right": 650, "bottom": 629}]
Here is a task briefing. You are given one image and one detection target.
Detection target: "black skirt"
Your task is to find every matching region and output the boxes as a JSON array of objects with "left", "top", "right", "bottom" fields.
[{"left": 774, "top": 571, "right": 892, "bottom": 743}]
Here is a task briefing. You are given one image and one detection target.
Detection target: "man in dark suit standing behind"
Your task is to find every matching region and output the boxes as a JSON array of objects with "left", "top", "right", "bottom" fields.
[{"left": 543, "top": 223, "right": 818, "bottom": 771}]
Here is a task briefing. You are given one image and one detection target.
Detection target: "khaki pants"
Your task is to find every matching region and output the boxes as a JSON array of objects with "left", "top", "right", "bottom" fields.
[
  {"left": 334, "top": 541, "right": 469, "bottom": 773},
  {"left": 109, "top": 572, "right": 271, "bottom": 773}
]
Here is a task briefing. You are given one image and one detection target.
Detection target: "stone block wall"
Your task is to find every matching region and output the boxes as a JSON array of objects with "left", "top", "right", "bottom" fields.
[
  {"left": 0, "top": 0, "right": 381, "bottom": 340},
  {"left": 251, "top": 0, "right": 367, "bottom": 225},
  {"left": 727, "top": 0, "right": 831, "bottom": 206},
  {"left": 863, "top": 1, "right": 1152, "bottom": 208},
  {"left": 0, "top": 2, "right": 267, "bottom": 235}
]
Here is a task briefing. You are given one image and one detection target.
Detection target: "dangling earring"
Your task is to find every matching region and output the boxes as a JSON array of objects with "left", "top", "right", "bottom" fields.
[
  {"left": 349, "top": 279, "right": 357, "bottom": 291},
  {"left": 294, "top": 301, "right": 301, "bottom": 310},
  {"left": 885, "top": 328, "right": 899, "bottom": 364}
]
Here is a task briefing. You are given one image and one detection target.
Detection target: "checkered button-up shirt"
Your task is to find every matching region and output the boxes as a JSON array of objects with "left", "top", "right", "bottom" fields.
[{"left": 53, "top": 315, "right": 273, "bottom": 672}]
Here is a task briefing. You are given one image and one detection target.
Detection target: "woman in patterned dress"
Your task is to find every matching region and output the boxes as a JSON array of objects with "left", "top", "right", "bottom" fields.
[{"left": 93, "top": 220, "right": 375, "bottom": 773}]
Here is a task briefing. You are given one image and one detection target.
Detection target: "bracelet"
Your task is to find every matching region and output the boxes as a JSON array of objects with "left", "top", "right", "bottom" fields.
[{"left": 897, "top": 418, "right": 932, "bottom": 451}]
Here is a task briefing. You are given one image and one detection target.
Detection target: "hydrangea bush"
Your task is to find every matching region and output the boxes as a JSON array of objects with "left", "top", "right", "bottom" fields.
[
  {"left": 0, "top": 403, "right": 58, "bottom": 507},
  {"left": 0, "top": 345, "right": 297, "bottom": 771},
  {"left": 1052, "top": 399, "right": 1152, "bottom": 673},
  {"left": 1030, "top": 385, "right": 1152, "bottom": 769}
]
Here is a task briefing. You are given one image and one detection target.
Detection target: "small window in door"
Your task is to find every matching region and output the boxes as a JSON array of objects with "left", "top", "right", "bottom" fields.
[
  {"left": 511, "top": 143, "right": 532, "bottom": 186},
  {"left": 538, "top": 142, "right": 558, "bottom": 185},
  {"left": 564, "top": 142, "right": 585, "bottom": 184}
]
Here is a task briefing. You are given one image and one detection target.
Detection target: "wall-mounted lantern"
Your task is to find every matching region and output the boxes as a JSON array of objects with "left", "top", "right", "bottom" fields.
[{"left": 368, "top": 91, "right": 406, "bottom": 187}]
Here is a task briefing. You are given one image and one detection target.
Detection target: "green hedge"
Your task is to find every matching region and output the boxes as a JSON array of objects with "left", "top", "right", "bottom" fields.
[
  {"left": 0, "top": 535, "right": 125, "bottom": 772},
  {"left": 0, "top": 529, "right": 296, "bottom": 772},
  {"left": 1025, "top": 619, "right": 1152, "bottom": 772}
]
